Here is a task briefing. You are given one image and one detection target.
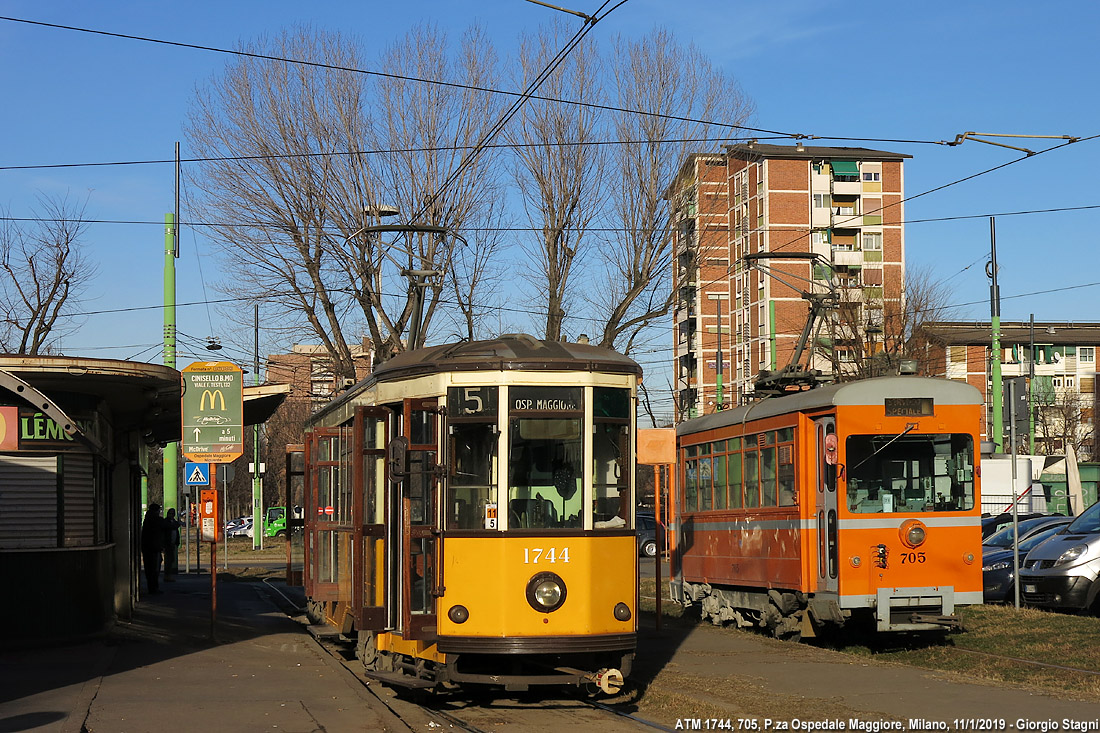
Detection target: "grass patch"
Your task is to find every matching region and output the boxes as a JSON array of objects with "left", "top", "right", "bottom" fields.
[
  {"left": 638, "top": 576, "right": 1100, "bottom": 702},
  {"left": 855, "top": 605, "right": 1100, "bottom": 699}
]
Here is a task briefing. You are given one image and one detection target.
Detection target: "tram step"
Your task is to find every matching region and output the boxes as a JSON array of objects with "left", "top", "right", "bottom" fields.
[
  {"left": 306, "top": 623, "right": 342, "bottom": 640},
  {"left": 361, "top": 668, "right": 437, "bottom": 689}
]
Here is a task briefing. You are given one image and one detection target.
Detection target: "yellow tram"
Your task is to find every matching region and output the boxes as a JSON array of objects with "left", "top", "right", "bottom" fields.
[{"left": 296, "top": 335, "right": 640, "bottom": 692}]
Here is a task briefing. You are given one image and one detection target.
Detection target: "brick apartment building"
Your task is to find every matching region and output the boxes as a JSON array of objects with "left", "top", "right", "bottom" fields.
[
  {"left": 266, "top": 341, "right": 374, "bottom": 411},
  {"left": 920, "top": 321, "right": 1098, "bottom": 459},
  {"left": 671, "top": 143, "right": 910, "bottom": 418}
]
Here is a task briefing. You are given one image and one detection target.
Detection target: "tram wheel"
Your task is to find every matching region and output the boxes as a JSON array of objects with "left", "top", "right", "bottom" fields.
[{"left": 357, "top": 631, "right": 379, "bottom": 670}]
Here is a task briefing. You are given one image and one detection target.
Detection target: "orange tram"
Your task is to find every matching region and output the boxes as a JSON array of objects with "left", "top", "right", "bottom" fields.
[
  {"left": 671, "top": 376, "right": 985, "bottom": 638},
  {"left": 294, "top": 336, "right": 641, "bottom": 692}
]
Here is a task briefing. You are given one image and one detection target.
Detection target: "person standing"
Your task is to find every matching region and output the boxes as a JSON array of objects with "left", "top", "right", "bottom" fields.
[
  {"left": 162, "top": 507, "right": 182, "bottom": 582},
  {"left": 141, "top": 503, "right": 164, "bottom": 594}
]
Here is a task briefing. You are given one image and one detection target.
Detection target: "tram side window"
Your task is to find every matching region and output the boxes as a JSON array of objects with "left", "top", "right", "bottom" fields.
[
  {"left": 593, "top": 387, "right": 631, "bottom": 528},
  {"left": 362, "top": 416, "right": 385, "bottom": 525},
  {"left": 683, "top": 454, "right": 698, "bottom": 512},
  {"left": 727, "top": 443, "right": 743, "bottom": 509},
  {"left": 744, "top": 449, "right": 760, "bottom": 507},
  {"left": 407, "top": 405, "right": 437, "bottom": 525},
  {"left": 593, "top": 422, "right": 630, "bottom": 527},
  {"left": 697, "top": 455, "right": 713, "bottom": 511},
  {"left": 315, "top": 427, "right": 353, "bottom": 524},
  {"left": 760, "top": 447, "right": 777, "bottom": 506},
  {"left": 713, "top": 453, "right": 728, "bottom": 509},
  {"left": 845, "top": 433, "right": 975, "bottom": 513}
]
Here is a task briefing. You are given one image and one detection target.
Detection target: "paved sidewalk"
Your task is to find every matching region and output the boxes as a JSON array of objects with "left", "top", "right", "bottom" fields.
[{"left": 0, "top": 573, "right": 416, "bottom": 733}]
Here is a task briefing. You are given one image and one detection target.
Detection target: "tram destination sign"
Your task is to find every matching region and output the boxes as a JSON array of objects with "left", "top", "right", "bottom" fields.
[
  {"left": 884, "top": 397, "right": 934, "bottom": 417},
  {"left": 181, "top": 361, "right": 244, "bottom": 463}
]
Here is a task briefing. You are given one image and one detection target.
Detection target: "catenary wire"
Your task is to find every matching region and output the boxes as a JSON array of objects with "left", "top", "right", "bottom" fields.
[
  {"left": 0, "top": 14, "right": 805, "bottom": 144},
  {"left": 2, "top": 202, "right": 1098, "bottom": 230}
]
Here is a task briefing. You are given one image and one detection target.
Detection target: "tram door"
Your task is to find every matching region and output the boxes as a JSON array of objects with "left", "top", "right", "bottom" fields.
[
  {"left": 814, "top": 417, "right": 839, "bottom": 595},
  {"left": 385, "top": 398, "right": 440, "bottom": 639},
  {"left": 355, "top": 407, "right": 388, "bottom": 631},
  {"left": 306, "top": 426, "right": 354, "bottom": 604}
]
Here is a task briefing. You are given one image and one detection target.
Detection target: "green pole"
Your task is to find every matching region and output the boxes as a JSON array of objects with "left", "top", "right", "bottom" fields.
[
  {"left": 1028, "top": 315, "right": 1035, "bottom": 454},
  {"left": 163, "top": 212, "right": 178, "bottom": 515},
  {"left": 989, "top": 217, "right": 1003, "bottom": 453}
]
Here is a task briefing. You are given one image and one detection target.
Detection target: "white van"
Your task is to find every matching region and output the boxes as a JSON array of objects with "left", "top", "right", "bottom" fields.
[{"left": 1019, "top": 500, "right": 1100, "bottom": 612}]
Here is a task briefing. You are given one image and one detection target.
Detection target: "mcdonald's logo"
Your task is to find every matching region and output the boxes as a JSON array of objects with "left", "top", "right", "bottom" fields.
[{"left": 200, "top": 389, "right": 226, "bottom": 411}]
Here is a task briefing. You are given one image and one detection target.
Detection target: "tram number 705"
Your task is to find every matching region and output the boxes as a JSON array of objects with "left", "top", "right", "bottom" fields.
[
  {"left": 900, "top": 551, "right": 927, "bottom": 564},
  {"left": 524, "top": 547, "right": 571, "bottom": 564}
]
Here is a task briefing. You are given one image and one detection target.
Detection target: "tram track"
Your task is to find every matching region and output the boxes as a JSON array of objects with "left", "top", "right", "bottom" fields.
[
  {"left": 301, "top": 619, "right": 669, "bottom": 732},
  {"left": 258, "top": 578, "right": 672, "bottom": 731}
]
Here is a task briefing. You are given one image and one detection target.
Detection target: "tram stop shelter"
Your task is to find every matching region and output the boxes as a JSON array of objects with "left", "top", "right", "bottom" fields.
[{"left": 0, "top": 355, "right": 287, "bottom": 642}]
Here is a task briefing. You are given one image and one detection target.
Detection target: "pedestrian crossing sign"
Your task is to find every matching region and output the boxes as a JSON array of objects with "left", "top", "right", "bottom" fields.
[{"left": 185, "top": 462, "right": 210, "bottom": 485}]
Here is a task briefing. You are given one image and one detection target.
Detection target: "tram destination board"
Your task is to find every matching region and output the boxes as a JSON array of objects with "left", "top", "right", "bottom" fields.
[
  {"left": 181, "top": 361, "right": 244, "bottom": 463},
  {"left": 884, "top": 397, "right": 934, "bottom": 417}
]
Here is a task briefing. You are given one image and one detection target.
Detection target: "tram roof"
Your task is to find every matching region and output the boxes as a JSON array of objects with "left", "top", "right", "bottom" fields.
[
  {"left": 312, "top": 335, "right": 642, "bottom": 423},
  {"left": 676, "top": 376, "right": 982, "bottom": 437}
]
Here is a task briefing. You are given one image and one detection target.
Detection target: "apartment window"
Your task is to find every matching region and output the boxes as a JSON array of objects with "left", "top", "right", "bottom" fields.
[
  {"left": 1081, "top": 346, "right": 1095, "bottom": 362},
  {"left": 811, "top": 231, "right": 827, "bottom": 246},
  {"left": 863, "top": 232, "right": 883, "bottom": 250},
  {"left": 833, "top": 196, "right": 857, "bottom": 216},
  {"left": 862, "top": 172, "right": 881, "bottom": 182},
  {"left": 836, "top": 348, "right": 854, "bottom": 363},
  {"left": 813, "top": 194, "right": 831, "bottom": 209}
]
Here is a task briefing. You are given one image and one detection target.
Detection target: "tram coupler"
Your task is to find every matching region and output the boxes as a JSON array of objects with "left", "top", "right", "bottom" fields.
[{"left": 589, "top": 668, "right": 624, "bottom": 695}]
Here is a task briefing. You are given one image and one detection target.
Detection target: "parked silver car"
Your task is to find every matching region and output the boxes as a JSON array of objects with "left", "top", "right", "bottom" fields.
[{"left": 1019, "top": 500, "right": 1100, "bottom": 613}]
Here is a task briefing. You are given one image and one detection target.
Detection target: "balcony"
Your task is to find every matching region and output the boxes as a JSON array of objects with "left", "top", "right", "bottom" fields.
[
  {"left": 832, "top": 249, "right": 863, "bottom": 267},
  {"left": 832, "top": 180, "right": 862, "bottom": 196}
]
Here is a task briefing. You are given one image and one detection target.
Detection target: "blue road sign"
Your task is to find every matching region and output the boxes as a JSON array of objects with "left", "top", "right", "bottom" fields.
[{"left": 185, "top": 462, "right": 210, "bottom": 485}]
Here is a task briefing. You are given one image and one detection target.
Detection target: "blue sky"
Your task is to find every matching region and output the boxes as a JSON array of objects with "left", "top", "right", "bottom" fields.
[{"left": 1, "top": 1, "right": 1097, "bottom": 394}]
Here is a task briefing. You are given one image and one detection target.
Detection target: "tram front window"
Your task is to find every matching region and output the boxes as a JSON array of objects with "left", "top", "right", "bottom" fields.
[
  {"left": 508, "top": 417, "right": 582, "bottom": 529},
  {"left": 845, "top": 433, "right": 975, "bottom": 513},
  {"left": 448, "top": 422, "right": 497, "bottom": 529}
]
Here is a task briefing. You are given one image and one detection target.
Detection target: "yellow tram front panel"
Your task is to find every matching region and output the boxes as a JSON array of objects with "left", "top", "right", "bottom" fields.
[{"left": 438, "top": 535, "right": 638, "bottom": 638}]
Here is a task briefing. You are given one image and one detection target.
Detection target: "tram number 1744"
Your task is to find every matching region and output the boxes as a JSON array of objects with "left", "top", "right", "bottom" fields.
[{"left": 524, "top": 547, "right": 571, "bottom": 564}]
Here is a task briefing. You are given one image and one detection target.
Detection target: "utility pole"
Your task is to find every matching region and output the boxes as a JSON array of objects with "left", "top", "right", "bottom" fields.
[
  {"left": 1029, "top": 314, "right": 1036, "bottom": 454},
  {"left": 988, "top": 217, "right": 1003, "bottom": 453},
  {"left": 252, "top": 303, "right": 262, "bottom": 550},
  {"left": 162, "top": 142, "right": 181, "bottom": 516}
]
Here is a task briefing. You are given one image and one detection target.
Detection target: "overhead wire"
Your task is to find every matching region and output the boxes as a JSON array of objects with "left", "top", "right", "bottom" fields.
[
  {"left": 0, "top": 13, "right": 805, "bottom": 145},
  {"left": 3, "top": 202, "right": 1099, "bottom": 231},
  {"left": 692, "top": 134, "right": 1100, "bottom": 295}
]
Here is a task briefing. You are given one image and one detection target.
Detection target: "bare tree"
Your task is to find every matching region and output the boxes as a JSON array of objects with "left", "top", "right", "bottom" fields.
[
  {"left": 1034, "top": 380, "right": 1095, "bottom": 461},
  {"left": 0, "top": 194, "right": 96, "bottom": 355},
  {"left": 335, "top": 24, "right": 506, "bottom": 357},
  {"left": 187, "top": 28, "right": 367, "bottom": 382},
  {"left": 829, "top": 264, "right": 957, "bottom": 380},
  {"left": 187, "top": 26, "right": 502, "bottom": 377},
  {"left": 594, "top": 30, "right": 753, "bottom": 355},
  {"left": 507, "top": 21, "right": 605, "bottom": 343}
]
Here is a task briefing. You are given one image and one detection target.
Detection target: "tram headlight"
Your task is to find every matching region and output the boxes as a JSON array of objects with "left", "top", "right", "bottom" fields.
[
  {"left": 526, "top": 571, "right": 567, "bottom": 613},
  {"left": 900, "top": 519, "right": 927, "bottom": 548},
  {"left": 614, "top": 602, "right": 632, "bottom": 621},
  {"left": 448, "top": 605, "right": 470, "bottom": 624}
]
